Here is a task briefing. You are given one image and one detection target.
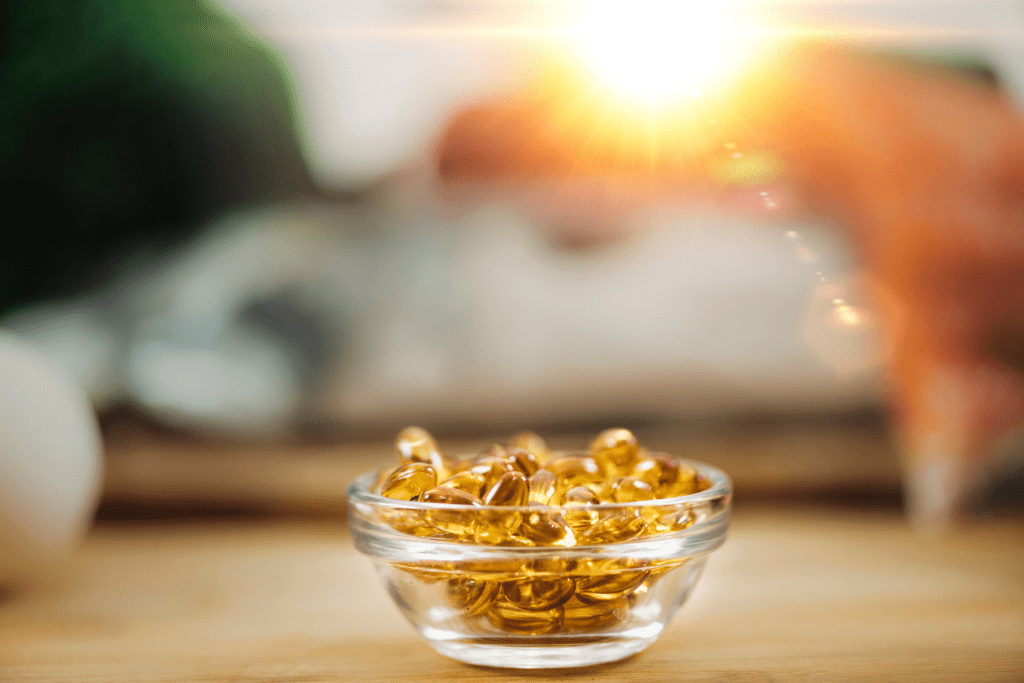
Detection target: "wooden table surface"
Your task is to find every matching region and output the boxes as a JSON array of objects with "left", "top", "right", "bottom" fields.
[{"left": 2, "top": 423, "right": 1023, "bottom": 681}]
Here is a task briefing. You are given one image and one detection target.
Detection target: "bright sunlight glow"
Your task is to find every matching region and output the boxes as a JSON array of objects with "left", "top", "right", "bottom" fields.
[{"left": 570, "top": 0, "right": 766, "bottom": 105}]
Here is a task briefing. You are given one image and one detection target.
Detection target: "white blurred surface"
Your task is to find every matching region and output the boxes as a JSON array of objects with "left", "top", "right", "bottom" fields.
[{"left": 0, "top": 334, "right": 102, "bottom": 586}]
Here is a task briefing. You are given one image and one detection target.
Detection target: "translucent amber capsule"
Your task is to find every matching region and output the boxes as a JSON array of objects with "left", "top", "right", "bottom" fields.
[
  {"left": 527, "top": 557, "right": 579, "bottom": 577},
  {"left": 447, "top": 576, "right": 500, "bottom": 616},
  {"left": 439, "top": 470, "right": 487, "bottom": 498},
  {"left": 419, "top": 486, "right": 482, "bottom": 536},
  {"left": 473, "top": 472, "right": 528, "bottom": 545},
  {"left": 644, "top": 504, "right": 695, "bottom": 534},
  {"left": 590, "top": 428, "right": 642, "bottom": 478},
  {"left": 468, "top": 456, "right": 516, "bottom": 489},
  {"left": 546, "top": 456, "right": 602, "bottom": 495},
  {"left": 575, "top": 570, "right": 648, "bottom": 604},
  {"left": 610, "top": 476, "right": 656, "bottom": 503},
  {"left": 527, "top": 469, "right": 558, "bottom": 505},
  {"left": 562, "top": 597, "right": 626, "bottom": 632},
  {"left": 577, "top": 508, "right": 646, "bottom": 544},
  {"left": 519, "top": 502, "right": 573, "bottom": 545},
  {"left": 632, "top": 453, "right": 681, "bottom": 492},
  {"left": 507, "top": 430, "right": 550, "bottom": 461},
  {"left": 487, "top": 597, "right": 564, "bottom": 634},
  {"left": 663, "top": 464, "right": 700, "bottom": 497},
  {"left": 379, "top": 508, "right": 434, "bottom": 536},
  {"left": 562, "top": 485, "right": 600, "bottom": 534},
  {"left": 501, "top": 577, "right": 575, "bottom": 610},
  {"left": 506, "top": 447, "right": 541, "bottom": 477},
  {"left": 379, "top": 463, "right": 437, "bottom": 500},
  {"left": 482, "top": 471, "right": 529, "bottom": 507},
  {"left": 395, "top": 426, "right": 446, "bottom": 478}
]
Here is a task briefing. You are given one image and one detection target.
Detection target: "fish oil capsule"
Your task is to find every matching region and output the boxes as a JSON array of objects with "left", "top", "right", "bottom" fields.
[
  {"left": 507, "top": 430, "right": 550, "bottom": 461},
  {"left": 561, "top": 597, "right": 627, "bottom": 632},
  {"left": 473, "top": 472, "right": 529, "bottom": 545},
  {"left": 577, "top": 507, "right": 646, "bottom": 544},
  {"left": 562, "top": 485, "right": 600, "bottom": 534},
  {"left": 506, "top": 447, "right": 541, "bottom": 477},
  {"left": 610, "top": 476, "right": 656, "bottom": 503},
  {"left": 519, "top": 502, "right": 573, "bottom": 545},
  {"left": 447, "top": 576, "right": 500, "bottom": 616},
  {"left": 527, "top": 557, "right": 579, "bottom": 578},
  {"left": 501, "top": 576, "right": 575, "bottom": 610},
  {"left": 632, "top": 453, "right": 681, "bottom": 493},
  {"left": 527, "top": 469, "right": 558, "bottom": 505},
  {"left": 590, "top": 428, "right": 642, "bottom": 478},
  {"left": 395, "top": 426, "right": 447, "bottom": 478},
  {"left": 663, "top": 464, "right": 701, "bottom": 497},
  {"left": 575, "top": 570, "right": 648, "bottom": 604},
  {"left": 379, "top": 508, "right": 435, "bottom": 536},
  {"left": 482, "top": 471, "right": 529, "bottom": 507},
  {"left": 644, "top": 504, "right": 695, "bottom": 534},
  {"left": 546, "top": 456, "right": 602, "bottom": 495},
  {"left": 379, "top": 462, "right": 437, "bottom": 501},
  {"left": 439, "top": 470, "right": 487, "bottom": 498},
  {"left": 468, "top": 456, "right": 516, "bottom": 489},
  {"left": 419, "top": 486, "right": 482, "bottom": 536},
  {"left": 486, "top": 597, "right": 564, "bottom": 634}
]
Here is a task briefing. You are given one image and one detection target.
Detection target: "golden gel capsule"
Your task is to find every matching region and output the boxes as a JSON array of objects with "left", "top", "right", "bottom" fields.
[
  {"left": 379, "top": 508, "right": 435, "bottom": 536},
  {"left": 527, "top": 557, "right": 579, "bottom": 577},
  {"left": 632, "top": 453, "right": 681, "bottom": 492},
  {"left": 664, "top": 464, "right": 701, "bottom": 497},
  {"left": 562, "top": 485, "right": 600, "bottom": 534},
  {"left": 527, "top": 469, "right": 558, "bottom": 505},
  {"left": 610, "top": 476, "right": 656, "bottom": 503},
  {"left": 473, "top": 510, "right": 522, "bottom": 545},
  {"left": 420, "top": 486, "right": 482, "bottom": 536},
  {"left": 447, "top": 577, "right": 500, "bottom": 616},
  {"left": 644, "top": 504, "right": 695, "bottom": 534},
  {"left": 468, "top": 456, "right": 516, "bottom": 489},
  {"left": 590, "top": 428, "right": 642, "bottom": 477},
  {"left": 506, "top": 447, "right": 541, "bottom": 477},
  {"left": 483, "top": 471, "right": 529, "bottom": 507},
  {"left": 561, "top": 597, "right": 626, "bottom": 631},
  {"left": 577, "top": 508, "right": 646, "bottom": 545},
  {"left": 380, "top": 463, "right": 437, "bottom": 501},
  {"left": 474, "top": 471, "right": 528, "bottom": 545},
  {"left": 575, "top": 570, "right": 648, "bottom": 604},
  {"left": 487, "top": 597, "right": 564, "bottom": 635},
  {"left": 439, "top": 470, "right": 487, "bottom": 498},
  {"left": 507, "top": 430, "right": 550, "bottom": 460},
  {"left": 519, "top": 502, "right": 572, "bottom": 545},
  {"left": 395, "top": 426, "right": 446, "bottom": 476},
  {"left": 501, "top": 577, "right": 575, "bottom": 611},
  {"left": 546, "top": 456, "right": 602, "bottom": 495}
]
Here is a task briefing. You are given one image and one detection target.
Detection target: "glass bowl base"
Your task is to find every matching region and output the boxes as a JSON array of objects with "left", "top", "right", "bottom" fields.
[{"left": 425, "top": 631, "right": 660, "bottom": 668}]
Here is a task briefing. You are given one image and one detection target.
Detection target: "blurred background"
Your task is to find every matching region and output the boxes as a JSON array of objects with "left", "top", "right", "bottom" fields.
[
  {"left": 6, "top": 4, "right": 1024, "bottom": 680},
  {"left": 3, "top": 0, "right": 1024, "bottom": 528}
]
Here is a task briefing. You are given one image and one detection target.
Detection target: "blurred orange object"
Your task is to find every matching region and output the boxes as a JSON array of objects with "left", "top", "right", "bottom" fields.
[{"left": 436, "top": 43, "right": 1024, "bottom": 527}]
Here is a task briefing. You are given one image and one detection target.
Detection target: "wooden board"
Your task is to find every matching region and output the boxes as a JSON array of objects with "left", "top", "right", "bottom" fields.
[
  {"left": 3, "top": 506, "right": 1022, "bottom": 681},
  {"left": 100, "top": 420, "right": 902, "bottom": 516}
]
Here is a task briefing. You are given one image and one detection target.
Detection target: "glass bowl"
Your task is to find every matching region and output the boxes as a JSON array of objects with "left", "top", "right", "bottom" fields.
[{"left": 347, "top": 457, "right": 731, "bottom": 669}]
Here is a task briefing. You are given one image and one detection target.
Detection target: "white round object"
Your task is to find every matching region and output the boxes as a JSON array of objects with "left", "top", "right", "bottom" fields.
[{"left": 0, "top": 333, "right": 102, "bottom": 587}]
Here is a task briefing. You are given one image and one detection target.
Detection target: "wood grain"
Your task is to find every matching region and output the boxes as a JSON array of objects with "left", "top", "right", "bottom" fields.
[{"left": 2, "top": 508, "right": 1021, "bottom": 681}]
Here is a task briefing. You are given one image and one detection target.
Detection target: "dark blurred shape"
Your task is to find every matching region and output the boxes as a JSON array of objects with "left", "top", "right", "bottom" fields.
[{"left": 0, "top": 0, "right": 315, "bottom": 315}]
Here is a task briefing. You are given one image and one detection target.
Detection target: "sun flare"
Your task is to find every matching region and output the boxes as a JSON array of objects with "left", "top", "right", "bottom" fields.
[{"left": 570, "top": 0, "right": 766, "bottom": 105}]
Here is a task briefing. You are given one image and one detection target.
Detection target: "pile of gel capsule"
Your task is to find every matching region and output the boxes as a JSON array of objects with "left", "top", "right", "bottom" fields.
[{"left": 378, "top": 427, "right": 709, "bottom": 545}]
